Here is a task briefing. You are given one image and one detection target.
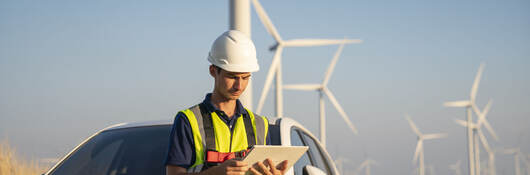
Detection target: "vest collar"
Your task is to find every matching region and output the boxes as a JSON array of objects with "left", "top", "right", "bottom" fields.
[{"left": 202, "top": 93, "right": 248, "bottom": 119}]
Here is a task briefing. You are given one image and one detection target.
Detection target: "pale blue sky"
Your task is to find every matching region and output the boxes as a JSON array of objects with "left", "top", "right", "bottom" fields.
[{"left": 1, "top": 0, "right": 529, "bottom": 174}]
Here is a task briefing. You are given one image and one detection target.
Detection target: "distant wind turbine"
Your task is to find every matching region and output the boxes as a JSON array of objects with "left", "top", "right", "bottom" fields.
[
  {"left": 283, "top": 43, "right": 358, "bottom": 147},
  {"left": 502, "top": 148, "right": 524, "bottom": 175},
  {"left": 251, "top": 0, "right": 363, "bottom": 118},
  {"left": 444, "top": 63, "right": 486, "bottom": 175},
  {"left": 354, "top": 158, "right": 377, "bottom": 175},
  {"left": 454, "top": 99, "right": 497, "bottom": 175},
  {"left": 334, "top": 157, "right": 352, "bottom": 175},
  {"left": 406, "top": 115, "right": 448, "bottom": 175},
  {"left": 523, "top": 154, "right": 530, "bottom": 175},
  {"left": 450, "top": 160, "right": 462, "bottom": 175},
  {"left": 427, "top": 164, "right": 436, "bottom": 175}
]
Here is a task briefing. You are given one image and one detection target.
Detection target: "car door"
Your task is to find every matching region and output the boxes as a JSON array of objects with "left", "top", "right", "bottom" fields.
[{"left": 290, "top": 127, "right": 334, "bottom": 175}]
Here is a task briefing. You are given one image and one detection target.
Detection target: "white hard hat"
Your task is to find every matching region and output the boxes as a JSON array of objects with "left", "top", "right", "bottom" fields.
[{"left": 207, "top": 30, "right": 260, "bottom": 72}]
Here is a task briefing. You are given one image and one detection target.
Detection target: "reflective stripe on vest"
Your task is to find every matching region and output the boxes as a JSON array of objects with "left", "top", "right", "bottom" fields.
[{"left": 181, "top": 104, "right": 268, "bottom": 172}]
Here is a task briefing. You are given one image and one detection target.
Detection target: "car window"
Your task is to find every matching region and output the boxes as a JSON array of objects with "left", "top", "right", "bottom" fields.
[
  {"left": 300, "top": 131, "right": 332, "bottom": 175},
  {"left": 290, "top": 127, "right": 313, "bottom": 175},
  {"left": 49, "top": 125, "right": 171, "bottom": 175}
]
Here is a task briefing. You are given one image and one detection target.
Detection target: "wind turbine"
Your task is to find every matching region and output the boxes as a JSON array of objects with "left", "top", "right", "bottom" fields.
[
  {"left": 502, "top": 148, "right": 523, "bottom": 175},
  {"left": 523, "top": 154, "right": 530, "bottom": 175},
  {"left": 450, "top": 160, "right": 462, "bottom": 175},
  {"left": 251, "top": 0, "right": 363, "bottom": 118},
  {"left": 354, "top": 158, "right": 377, "bottom": 175},
  {"left": 444, "top": 63, "right": 486, "bottom": 175},
  {"left": 335, "top": 157, "right": 352, "bottom": 175},
  {"left": 427, "top": 164, "right": 436, "bottom": 175},
  {"left": 406, "top": 115, "right": 448, "bottom": 175},
  {"left": 282, "top": 43, "right": 358, "bottom": 147},
  {"left": 454, "top": 99, "right": 498, "bottom": 175}
]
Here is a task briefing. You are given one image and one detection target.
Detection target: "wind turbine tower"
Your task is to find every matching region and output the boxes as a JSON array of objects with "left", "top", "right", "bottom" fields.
[{"left": 229, "top": 0, "right": 254, "bottom": 109}]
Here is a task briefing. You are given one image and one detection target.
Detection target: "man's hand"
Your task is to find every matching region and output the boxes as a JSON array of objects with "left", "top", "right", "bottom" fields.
[
  {"left": 167, "top": 159, "right": 249, "bottom": 175},
  {"left": 209, "top": 159, "right": 249, "bottom": 175},
  {"left": 248, "top": 159, "right": 288, "bottom": 175}
]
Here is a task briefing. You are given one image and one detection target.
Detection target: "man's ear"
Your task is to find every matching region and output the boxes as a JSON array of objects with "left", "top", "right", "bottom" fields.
[{"left": 209, "top": 65, "right": 216, "bottom": 77}]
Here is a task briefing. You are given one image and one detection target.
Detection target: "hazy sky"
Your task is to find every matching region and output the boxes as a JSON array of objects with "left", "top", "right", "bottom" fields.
[{"left": 1, "top": 0, "right": 529, "bottom": 174}]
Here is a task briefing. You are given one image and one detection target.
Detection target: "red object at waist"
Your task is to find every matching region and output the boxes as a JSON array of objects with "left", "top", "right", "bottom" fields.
[{"left": 206, "top": 150, "right": 249, "bottom": 163}]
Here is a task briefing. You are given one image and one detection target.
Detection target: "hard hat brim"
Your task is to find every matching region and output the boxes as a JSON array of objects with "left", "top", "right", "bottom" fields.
[{"left": 208, "top": 54, "right": 260, "bottom": 73}]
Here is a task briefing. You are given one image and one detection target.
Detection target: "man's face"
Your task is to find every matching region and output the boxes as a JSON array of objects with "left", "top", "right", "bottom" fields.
[{"left": 211, "top": 66, "right": 251, "bottom": 101}]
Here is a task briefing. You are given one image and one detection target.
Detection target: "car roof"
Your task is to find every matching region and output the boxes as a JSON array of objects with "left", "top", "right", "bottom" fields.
[
  {"left": 103, "top": 117, "right": 281, "bottom": 131},
  {"left": 102, "top": 120, "right": 173, "bottom": 131}
]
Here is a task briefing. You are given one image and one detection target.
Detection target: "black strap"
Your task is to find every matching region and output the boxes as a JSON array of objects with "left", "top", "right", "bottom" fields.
[
  {"left": 243, "top": 115, "right": 256, "bottom": 147},
  {"left": 199, "top": 103, "right": 216, "bottom": 150},
  {"left": 198, "top": 103, "right": 219, "bottom": 170}
]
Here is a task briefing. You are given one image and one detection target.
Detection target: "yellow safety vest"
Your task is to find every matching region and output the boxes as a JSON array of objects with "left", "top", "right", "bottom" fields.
[{"left": 180, "top": 104, "right": 269, "bottom": 172}]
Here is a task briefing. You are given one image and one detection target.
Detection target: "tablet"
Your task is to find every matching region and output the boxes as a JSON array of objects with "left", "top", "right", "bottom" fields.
[{"left": 242, "top": 145, "right": 309, "bottom": 171}]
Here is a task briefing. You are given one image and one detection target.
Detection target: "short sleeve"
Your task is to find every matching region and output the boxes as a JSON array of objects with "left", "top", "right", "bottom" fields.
[{"left": 164, "top": 112, "right": 196, "bottom": 168}]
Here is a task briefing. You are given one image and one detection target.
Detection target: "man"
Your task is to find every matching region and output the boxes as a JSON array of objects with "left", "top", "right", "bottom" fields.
[{"left": 165, "top": 30, "right": 288, "bottom": 175}]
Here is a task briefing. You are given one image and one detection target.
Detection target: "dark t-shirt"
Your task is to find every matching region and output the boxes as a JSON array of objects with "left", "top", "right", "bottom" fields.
[{"left": 164, "top": 94, "right": 271, "bottom": 168}]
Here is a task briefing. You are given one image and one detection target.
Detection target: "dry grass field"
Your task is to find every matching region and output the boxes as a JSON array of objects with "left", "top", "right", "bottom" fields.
[{"left": 0, "top": 140, "right": 49, "bottom": 175}]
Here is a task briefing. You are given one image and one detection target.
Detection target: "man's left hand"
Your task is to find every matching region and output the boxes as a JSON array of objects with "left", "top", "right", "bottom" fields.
[{"left": 249, "top": 159, "right": 288, "bottom": 175}]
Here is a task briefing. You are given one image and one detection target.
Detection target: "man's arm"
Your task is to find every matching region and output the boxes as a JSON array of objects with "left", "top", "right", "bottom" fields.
[{"left": 166, "top": 165, "right": 187, "bottom": 175}]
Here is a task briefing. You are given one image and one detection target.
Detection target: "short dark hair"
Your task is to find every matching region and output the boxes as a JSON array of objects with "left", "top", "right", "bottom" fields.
[{"left": 212, "top": 65, "right": 222, "bottom": 74}]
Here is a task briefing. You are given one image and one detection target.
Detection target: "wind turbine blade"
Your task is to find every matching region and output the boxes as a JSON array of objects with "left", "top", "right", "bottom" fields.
[
  {"left": 256, "top": 47, "right": 283, "bottom": 113},
  {"left": 478, "top": 129, "right": 492, "bottom": 153},
  {"left": 283, "top": 84, "right": 321, "bottom": 91},
  {"left": 423, "top": 133, "right": 448, "bottom": 140},
  {"left": 444, "top": 100, "right": 471, "bottom": 107},
  {"left": 454, "top": 119, "right": 469, "bottom": 127},
  {"left": 482, "top": 99, "right": 493, "bottom": 117},
  {"left": 322, "top": 42, "right": 345, "bottom": 86},
  {"left": 478, "top": 99, "right": 499, "bottom": 141},
  {"left": 323, "top": 88, "right": 358, "bottom": 134},
  {"left": 483, "top": 120, "right": 498, "bottom": 141},
  {"left": 282, "top": 39, "right": 362, "bottom": 47},
  {"left": 471, "top": 102, "right": 482, "bottom": 118},
  {"left": 405, "top": 115, "right": 422, "bottom": 136},
  {"left": 250, "top": 0, "right": 282, "bottom": 42},
  {"left": 413, "top": 141, "right": 423, "bottom": 164},
  {"left": 470, "top": 63, "right": 485, "bottom": 101}
]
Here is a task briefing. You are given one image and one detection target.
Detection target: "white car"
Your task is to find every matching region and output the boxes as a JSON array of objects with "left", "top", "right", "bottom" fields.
[{"left": 44, "top": 117, "right": 339, "bottom": 175}]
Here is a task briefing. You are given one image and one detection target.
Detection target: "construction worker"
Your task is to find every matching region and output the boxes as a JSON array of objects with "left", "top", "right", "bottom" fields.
[{"left": 165, "top": 30, "right": 288, "bottom": 175}]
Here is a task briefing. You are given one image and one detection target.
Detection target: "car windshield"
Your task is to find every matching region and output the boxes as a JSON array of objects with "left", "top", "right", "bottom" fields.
[{"left": 48, "top": 125, "right": 171, "bottom": 175}]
